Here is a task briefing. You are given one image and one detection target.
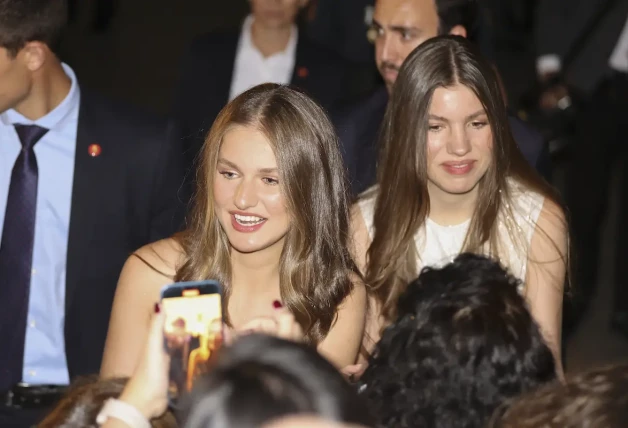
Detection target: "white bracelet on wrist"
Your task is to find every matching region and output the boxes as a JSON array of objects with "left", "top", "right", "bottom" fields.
[{"left": 96, "top": 398, "right": 152, "bottom": 428}]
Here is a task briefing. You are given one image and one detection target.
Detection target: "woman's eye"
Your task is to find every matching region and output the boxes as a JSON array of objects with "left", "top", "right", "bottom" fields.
[
  {"left": 471, "top": 121, "right": 488, "bottom": 129},
  {"left": 262, "top": 177, "right": 279, "bottom": 186},
  {"left": 219, "top": 171, "right": 237, "bottom": 179},
  {"left": 429, "top": 124, "right": 443, "bottom": 132}
]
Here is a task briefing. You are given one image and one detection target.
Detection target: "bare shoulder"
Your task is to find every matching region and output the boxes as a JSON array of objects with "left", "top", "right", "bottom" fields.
[
  {"left": 529, "top": 197, "right": 568, "bottom": 267},
  {"left": 118, "top": 237, "right": 185, "bottom": 296},
  {"left": 538, "top": 197, "right": 566, "bottom": 225},
  {"left": 534, "top": 198, "right": 568, "bottom": 249},
  {"left": 132, "top": 237, "right": 185, "bottom": 275}
]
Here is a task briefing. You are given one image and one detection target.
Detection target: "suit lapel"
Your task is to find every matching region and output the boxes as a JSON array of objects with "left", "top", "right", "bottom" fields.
[
  {"left": 291, "top": 34, "right": 311, "bottom": 89},
  {"left": 65, "top": 92, "right": 110, "bottom": 312},
  {"left": 214, "top": 35, "right": 239, "bottom": 106},
  {"left": 201, "top": 33, "right": 239, "bottom": 128}
]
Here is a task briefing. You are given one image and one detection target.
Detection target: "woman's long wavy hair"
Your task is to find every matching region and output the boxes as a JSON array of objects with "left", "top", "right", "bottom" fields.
[
  {"left": 175, "top": 83, "right": 358, "bottom": 345},
  {"left": 365, "top": 36, "right": 567, "bottom": 322}
]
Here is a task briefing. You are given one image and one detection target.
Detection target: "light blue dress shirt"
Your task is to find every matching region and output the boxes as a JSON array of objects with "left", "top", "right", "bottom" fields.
[{"left": 0, "top": 63, "right": 80, "bottom": 385}]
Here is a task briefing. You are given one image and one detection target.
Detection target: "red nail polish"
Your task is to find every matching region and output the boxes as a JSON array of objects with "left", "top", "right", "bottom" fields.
[
  {"left": 273, "top": 300, "right": 282, "bottom": 309},
  {"left": 154, "top": 302, "right": 161, "bottom": 313}
]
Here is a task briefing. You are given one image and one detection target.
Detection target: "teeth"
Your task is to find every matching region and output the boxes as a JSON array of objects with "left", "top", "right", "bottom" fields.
[{"left": 234, "top": 214, "right": 265, "bottom": 225}]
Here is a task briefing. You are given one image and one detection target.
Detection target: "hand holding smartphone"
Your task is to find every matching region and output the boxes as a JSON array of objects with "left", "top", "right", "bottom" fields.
[{"left": 160, "top": 280, "right": 223, "bottom": 403}]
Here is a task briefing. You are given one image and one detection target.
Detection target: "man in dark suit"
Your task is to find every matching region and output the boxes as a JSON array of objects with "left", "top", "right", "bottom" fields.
[
  {"left": 335, "top": 0, "right": 550, "bottom": 196},
  {"left": 0, "top": 1, "right": 184, "bottom": 425},
  {"left": 305, "top": 0, "right": 380, "bottom": 97},
  {"left": 172, "top": 0, "right": 350, "bottom": 176},
  {"left": 535, "top": 0, "right": 628, "bottom": 338}
]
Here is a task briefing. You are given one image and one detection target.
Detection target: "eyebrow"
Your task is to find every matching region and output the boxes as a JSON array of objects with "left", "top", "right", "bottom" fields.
[
  {"left": 372, "top": 19, "right": 421, "bottom": 34},
  {"left": 428, "top": 109, "right": 487, "bottom": 122},
  {"left": 217, "top": 158, "right": 278, "bottom": 174}
]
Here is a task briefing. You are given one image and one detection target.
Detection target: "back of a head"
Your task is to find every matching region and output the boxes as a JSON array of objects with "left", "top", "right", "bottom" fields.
[
  {"left": 39, "top": 376, "right": 176, "bottom": 428},
  {"left": 359, "top": 253, "right": 556, "bottom": 428},
  {"left": 181, "top": 334, "right": 371, "bottom": 428},
  {"left": 492, "top": 363, "right": 628, "bottom": 428},
  {"left": 0, "top": 0, "right": 67, "bottom": 55}
]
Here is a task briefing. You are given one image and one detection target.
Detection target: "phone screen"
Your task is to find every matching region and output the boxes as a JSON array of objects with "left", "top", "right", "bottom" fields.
[{"left": 160, "top": 281, "right": 223, "bottom": 402}]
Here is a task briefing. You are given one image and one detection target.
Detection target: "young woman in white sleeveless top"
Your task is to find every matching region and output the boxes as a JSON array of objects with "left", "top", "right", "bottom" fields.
[{"left": 350, "top": 37, "right": 568, "bottom": 374}]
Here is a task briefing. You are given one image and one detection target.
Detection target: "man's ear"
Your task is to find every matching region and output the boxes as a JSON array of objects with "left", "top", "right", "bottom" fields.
[
  {"left": 448, "top": 25, "right": 467, "bottom": 38},
  {"left": 21, "top": 41, "right": 48, "bottom": 72}
]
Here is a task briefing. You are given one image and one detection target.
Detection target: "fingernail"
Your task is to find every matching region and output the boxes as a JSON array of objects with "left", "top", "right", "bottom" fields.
[
  {"left": 154, "top": 302, "right": 161, "bottom": 313},
  {"left": 273, "top": 300, "right": 283, "bottom": 309}
]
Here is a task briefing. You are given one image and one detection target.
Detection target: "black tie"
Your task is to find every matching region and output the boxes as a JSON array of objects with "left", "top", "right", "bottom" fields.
[{"left": 0, "top": 124, "right": 49, "bottom": 390}]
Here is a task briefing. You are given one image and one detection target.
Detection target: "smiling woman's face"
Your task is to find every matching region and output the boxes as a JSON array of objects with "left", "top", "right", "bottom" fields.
[{"left": 213, "top": 125, "right": 290, "bottom": 254}]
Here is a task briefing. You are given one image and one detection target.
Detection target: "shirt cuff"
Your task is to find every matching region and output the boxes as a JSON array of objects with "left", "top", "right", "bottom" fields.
[{"left": 536, "top": 54, "right": 562, "bottom": 76}]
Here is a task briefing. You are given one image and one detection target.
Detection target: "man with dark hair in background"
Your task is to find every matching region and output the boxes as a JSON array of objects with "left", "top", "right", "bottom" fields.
[
  {"left": 335, "top": 0, "right": 550, "bottom": 196},
  {"left": 0, "top": 1, "right": 185, "bottom": 425}
]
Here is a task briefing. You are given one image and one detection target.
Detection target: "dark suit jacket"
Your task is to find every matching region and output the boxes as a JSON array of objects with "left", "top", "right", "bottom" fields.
[
  {"left": 334, "top": 86, "right": 550, "bottom": 196},
  {"left": 171, "top": 29, "right": 350, "bottom": 172},
  {"left": 535, "top": 0, "right": 628, "bottom": 94},
  {"left": 64, "top": 90, "right": 185, "bottom": 379}
]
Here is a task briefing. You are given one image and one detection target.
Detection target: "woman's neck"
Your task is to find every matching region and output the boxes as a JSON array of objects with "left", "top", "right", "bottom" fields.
[
  {"left": 427, "top": 182, "right": 479, "bottom": 226},
  {"left": 250, "top": 17, "right": 293, "bottom": 58},
  {"left": 230, "top": 241, "right": 283, "bottom": 292}
]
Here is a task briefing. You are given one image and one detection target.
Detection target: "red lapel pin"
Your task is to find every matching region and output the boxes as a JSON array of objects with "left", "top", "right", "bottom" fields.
[
  {"left": 297, "top": 66, "right": 309, "bottom": 79},
  {"left": 88, "top": 143, "right": 102, "bottom": 157}
]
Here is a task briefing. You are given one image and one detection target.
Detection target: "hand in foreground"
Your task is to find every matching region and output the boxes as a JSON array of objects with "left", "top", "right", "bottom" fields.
[
  {"left": 236, "top": 301, "right": 304, "bottom": 343},
  {"left": 118, "top": 304, "right": 170, "bottom": 420},
  {"left": 340, "top": 363, "right": 367, "bottom": 383}
]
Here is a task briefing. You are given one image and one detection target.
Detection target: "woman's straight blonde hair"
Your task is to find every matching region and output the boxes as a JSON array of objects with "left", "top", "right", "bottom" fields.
[{"left": 176, "top": 84, "right": 358, "bottom": 344}]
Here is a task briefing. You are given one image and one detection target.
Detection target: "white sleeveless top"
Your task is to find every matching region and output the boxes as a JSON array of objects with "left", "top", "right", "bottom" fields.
[{"left": 358, "top": 180, "right": 545, "bottom": 291}]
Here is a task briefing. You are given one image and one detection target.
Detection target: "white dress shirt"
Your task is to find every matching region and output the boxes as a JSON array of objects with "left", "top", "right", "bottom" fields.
[
  {"left": 228, "top": 15, "right": 298, "bottom": 101},
  {"left": 0, "top": 63, "right": 79, "bottom": 385},
  {"left": 538, "top": 16, "right": 628, "bottom": 75}
]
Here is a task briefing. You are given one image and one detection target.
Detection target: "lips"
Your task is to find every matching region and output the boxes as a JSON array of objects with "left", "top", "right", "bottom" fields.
[
  {"left": 441, "top": 160, "right": 476, "bottom": 175},
  {"left": 230, "top": 211, "right": 267, "bottom": 233}
]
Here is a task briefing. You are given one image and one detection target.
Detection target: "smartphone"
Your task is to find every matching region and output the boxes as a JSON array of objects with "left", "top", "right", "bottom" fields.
[{"left": 160, "top": 280, "right": 223, "bottom": 403}]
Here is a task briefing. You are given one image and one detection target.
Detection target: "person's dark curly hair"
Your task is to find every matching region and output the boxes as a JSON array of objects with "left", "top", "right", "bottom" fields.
[{"left": 358, "top": 253, "right": 557, "bottom": 428}]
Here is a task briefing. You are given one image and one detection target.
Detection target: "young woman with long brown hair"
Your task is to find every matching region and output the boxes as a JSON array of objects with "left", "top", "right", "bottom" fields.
[
  {"left": 100, "top": 84, "right": 366, "bottom": 376},
  {"left": 351, "top": 36, "right": 568, "bottom": 371}
]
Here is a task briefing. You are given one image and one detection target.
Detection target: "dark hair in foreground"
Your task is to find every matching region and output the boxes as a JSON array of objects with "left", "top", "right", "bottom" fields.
[
  {"left": 359, "top": 253, "right": 556, "bottom": 428},
  {"left": 0, "top": 0, "right": 68, "bottom": 56},
  {"left": 491, "top": 363, "right": 628, "bottom": 428},
  {"left": 39, "top": 376, "right": 176, "bottom": 428},
  {"left": 180, "top": 334, "right": 372, "bottom": 428},
  {"left": 175, "top": 83, "right": 358, "bottom": 345}
]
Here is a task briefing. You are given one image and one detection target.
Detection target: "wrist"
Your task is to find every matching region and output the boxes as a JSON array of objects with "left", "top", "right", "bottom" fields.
[
  {"left": 96, "top": 398, "right": 152, "bottom": 428},
  {"left": 118, "top": 388, "right": 155, "bottom": 420}
]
